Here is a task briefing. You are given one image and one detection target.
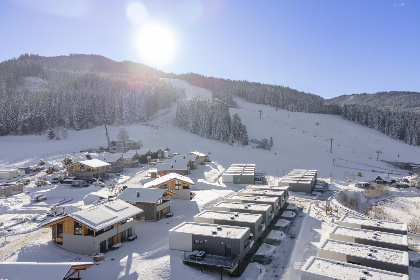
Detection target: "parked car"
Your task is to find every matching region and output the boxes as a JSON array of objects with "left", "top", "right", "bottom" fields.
[
  {"left": 35, "top": 179, "right": 51, "bottom": 187},
  {"left": 71, "top": 180, "right": 88, "bottom": 187},
  {"left": 61, "top": 176, "right": 76, "bottom": 185},
  {"left": 18, "top": 178, "right": 30, "bottom": 185},
  {"left": 51, "top": 177, "right": 60, "bottom": 184},
  {"left": 32, "top": 194, "right": 47, "bottom": 202}
]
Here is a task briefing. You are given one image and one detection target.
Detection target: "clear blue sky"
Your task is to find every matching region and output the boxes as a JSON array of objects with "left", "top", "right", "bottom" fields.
[{"left": 1, "top": 0, "right": 419, "bottom": 99}]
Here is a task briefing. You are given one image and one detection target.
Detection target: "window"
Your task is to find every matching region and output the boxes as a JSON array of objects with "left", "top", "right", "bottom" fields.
[
  {"left": 175, "top": 180, "right": 181, "bottom": 190},
  {"left": 57, "top": 223, "right": 63, "bottom": 238},
  {"left": 74, "top": 222, "right": 82, "bottom": 235},
  {"left": 194, "top": 240, "right": 204, "bottom": 245}
]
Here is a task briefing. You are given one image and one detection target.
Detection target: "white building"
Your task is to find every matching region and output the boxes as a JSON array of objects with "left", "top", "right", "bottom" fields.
[
  {"left": 194, "top": 210, "right": 265, "bottom": 239},
  {"left": 246, "top": 185, "right": 289, "bottom": 202},
  {"left": 222, "top": 164, "right": 255, "bottom": 184},
  {"left": 329, "top": 225, "right": 408, "bottom": 251},
  {"left": 225, "top": 194, "right": 280, "bottom": 215},
  {"left": 236, "top": 189, "right": 286, "bottom": 209},
  {"left": 278, "top": 169, "right": 317, "bottom": 193},
  {"left": 301, "top": 256, "right": 409, "bottom": 280},
  {"left": 212, "top": 201, "right": 273, "bottom": 225},
  {"left": 337, "top": 216, "right": 408, "bottom": 235},
  {"left": 317, "top": 239, "right": 409, "bottom": 274}
]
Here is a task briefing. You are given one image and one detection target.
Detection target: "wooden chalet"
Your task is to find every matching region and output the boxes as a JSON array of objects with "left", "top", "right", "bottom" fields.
[
  {"left": 65, "top": 159, "right": 110, "bottom": 181},
  {"left": 118, "top": 188, "right": 175, "bottom": 221},
  {"left": 136, "top": 148, "right": 153, "bottom": 164},
  {"left": 42, "top": 200, "right": 142, "bottom": 255},
  {"left": 144, "top": 173, "right": 195, "bottom": 200}
]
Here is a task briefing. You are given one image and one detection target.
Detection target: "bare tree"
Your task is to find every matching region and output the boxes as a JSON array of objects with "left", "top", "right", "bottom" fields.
[{"left": 117, "top": 128, "right": 129, "bottom": 141}]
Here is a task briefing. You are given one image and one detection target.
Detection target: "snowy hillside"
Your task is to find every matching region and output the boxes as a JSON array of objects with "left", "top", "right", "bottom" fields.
[{"left": 1, "top": 79, "right": 419, "bottom": 181}]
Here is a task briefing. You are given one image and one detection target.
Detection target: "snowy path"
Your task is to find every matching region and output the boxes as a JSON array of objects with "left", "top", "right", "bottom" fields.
[{"left": 0, "top": 227, "right": 50, "bottom": 261}]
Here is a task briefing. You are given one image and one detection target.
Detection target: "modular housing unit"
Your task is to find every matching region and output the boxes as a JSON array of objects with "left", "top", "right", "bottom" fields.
[
  {"left": 301, "top": 256, "right": 409, "bottom": 280},
  {"left": 0, "top": 183, "right": 23, "bottom": 197},
  {"left": 329, "top": 226, "right": 408, "bottom": 251},
  {"left": 236, "top": 189, "right": 286, "bottom": 209},
  {"left": 318, "top": 239, "right": 409, "bottom": 274},
  {"left": 169, "top": 222, "right": 253, "bottom": 260},
  {"left": 225, "top": 194, "right": 280, "bottom": 215},
  {"left": 194, "top": 210, "right": 265, "bottom": 239},
  {"left": 0, "top": 169, "right": 22, "bottom": 179},
  {"left": 246, "top": 185, "right": 289, "bottom": 202},
  {"left": 212, "top": 201, "right": 273, "bottom": 225},
  {"left": 278, "top": 169, "right": 317, "bottom": 194},
  {"left": 221, "top": 164, "right": 255, "bottom": 184},
  {"left": 337, "top": 216, "right": 408, "bottom": 235}
]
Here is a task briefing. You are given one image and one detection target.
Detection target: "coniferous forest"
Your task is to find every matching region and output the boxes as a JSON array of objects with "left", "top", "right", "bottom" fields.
[{"left": 1, "top": 54, "right": 419, "bottom": 146}]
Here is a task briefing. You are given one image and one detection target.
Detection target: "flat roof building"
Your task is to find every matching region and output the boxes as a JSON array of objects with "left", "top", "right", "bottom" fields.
[
  {"left": 318, "top": 239, "right": 409, "bottom": 274},
  {"left": 169, "top": 222, "right": 253, "bottom": 260},
  {"left": 236, "top": 189, "right": 286, "bottom": 209},
  {"left": 330, "top": 225, "right": 408, "bottom": 251},
  {"left": 194, "top": 210, "right": 265, "bottom": 239},
  {"left": 278, "top": 169, "right": 317, "bottom": 194},
  {"left": 246, "top": 185, "right": 289, "bottom": 201},
  {"left": 338, "top": 216, "right": 408, "bottom": 235},
  {"left": 301, "top": 256, "right": 409, "bottom": 280},
  {"left": 225, "top": 194, "right": 280, "bottom": 216},
  {"left": 212, "top": 201, "right": 273, "bottom": 225},
  {"left": 222, "top": 164, "right": 255, "bottom": 184}
]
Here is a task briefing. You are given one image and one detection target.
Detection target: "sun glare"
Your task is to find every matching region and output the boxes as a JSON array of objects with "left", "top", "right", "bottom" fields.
[{"left": 136, "top": 23, "right": 176, "bottom": 66}]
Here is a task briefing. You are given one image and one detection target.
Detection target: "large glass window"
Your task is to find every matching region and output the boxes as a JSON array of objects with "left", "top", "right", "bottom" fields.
[
  {"left": 74, "top": 222, "right": 82, "bottom": 235},
  {"left": 57, "top": 223, "right": 63, "bottom": 238}
]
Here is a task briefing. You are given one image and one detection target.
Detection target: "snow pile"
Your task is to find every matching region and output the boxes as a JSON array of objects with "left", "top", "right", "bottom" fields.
[
  {"left": 267, "top": 230, "right": 286, "bottom": 240},
  {"left": 275, "top": 219, "right": 291, "bottom": 227},
  {"left": 254, "top": 243, "right": 276, "bottom": 256},
  {"left": 281, "top": 211, "right": 296, "bottom": 219}
]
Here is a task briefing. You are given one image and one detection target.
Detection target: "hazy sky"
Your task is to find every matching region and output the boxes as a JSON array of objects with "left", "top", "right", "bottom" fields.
[{"left": 1, "top": 0, "right": 419, "bottom": 99}]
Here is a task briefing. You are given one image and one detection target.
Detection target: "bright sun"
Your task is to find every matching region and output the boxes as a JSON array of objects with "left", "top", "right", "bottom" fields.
[{"left": 136, "top": 23, "right": 176, "bottom": 66}]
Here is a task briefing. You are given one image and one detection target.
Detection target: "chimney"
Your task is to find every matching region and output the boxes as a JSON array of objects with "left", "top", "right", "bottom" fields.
[{"left": 136, "top": 191, "right": 140, "bottom": 197}]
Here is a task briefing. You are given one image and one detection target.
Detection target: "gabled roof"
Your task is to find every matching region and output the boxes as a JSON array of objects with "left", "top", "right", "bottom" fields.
[
  {"left": 93, "top": 153, "right": 125, "bottom": 163},
  {"left": 43, "top": 200, "right": 142, "bottom": 232},
  {"left": 188, "top": 151, "right": 207, "bottom": 157},
  {"left": 118, "top": 188, "right": 175, "bottom": 203},
  {"left": 138, "top": 148, "right": 153, "bottom": 155},
  {"left": 77, "top": 159, "right": 110, "bottom": 168},
  {"left": 122, "top": 150, "right": 139, "bottom": 159},
  {"left": 144, "top": 173, "right": 194, "bottom": 188},
  {"left": 173, "top": 155, "right": 197, "bottom": 161},
  {"left": 0, "top": 262, "right": 94, "bottom": 280}
]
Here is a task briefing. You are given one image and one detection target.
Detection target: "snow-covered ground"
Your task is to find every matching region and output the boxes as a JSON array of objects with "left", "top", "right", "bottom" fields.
[{"left": 1, "top": 79, "right": 420, "bottom": 279}]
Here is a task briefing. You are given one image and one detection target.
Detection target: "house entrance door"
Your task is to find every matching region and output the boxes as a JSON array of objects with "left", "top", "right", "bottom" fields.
[{"left": 225, "top": 245, "right": 232, "bottom": 257}]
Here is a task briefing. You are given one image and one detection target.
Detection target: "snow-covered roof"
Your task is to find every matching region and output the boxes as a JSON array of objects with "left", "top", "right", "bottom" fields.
[
  {"left": 301, "top": 257, "right": 408, "bottom": 280},
  {"left": 144, "top": 173, "right": 194, "bottom": 188},
  {"left": 122, "top": 150, "right": 139, "bottom": 158},
  {"left": 68, "top": 199, "right": 142, "bottom": 231},
  {"left": 247, "top": 185, "right": 289, "bottom": 191},
  {"left": 118, "top": 188, "right": 174, "bottom": 203},
  {"left": 0, "top": 262, "right": 94, "bottom": 280},
  {"left": 157, "top": 162, "right": 188, "bottom": 172},
  {"left": 319, "top": 239, "right": 409, "bottom": 266},
  {"left": 331, "top": 226, "right": 408, "bottom": 246},
  {"left": 173, "top": 155, "right": 197, "bottom": 161},
  {"left": 213, "top": 201, "right": 272, "bottom": 212},
  {"left": 195, "top": 210, "right": 262, "bottom": 223},
  {"left": 189, "top": 151, "right": 207, "bottom": 157},
  {"left": 137, "top": 148, "right": 153, "bottom": 155},
  {"left": 226, "top": 194, "right": 279, "bottom": 204},
  {"left": 78, "top": 159, "right": 110, "bottom": 168},
  {"left": 93, "top": 153, "right": 124, "bottom": 163},
  {"left": 170, "top": 222, "right": 249, "bottom": 239},
  {"left": 237, "top": 189, "right": 284, "bottom": 197},
  {"left": 224, "top": 163, "right": 255, "bottom": 176},
  {"left": 339, "top": 216, "right": 408, "bottom": 232}
]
